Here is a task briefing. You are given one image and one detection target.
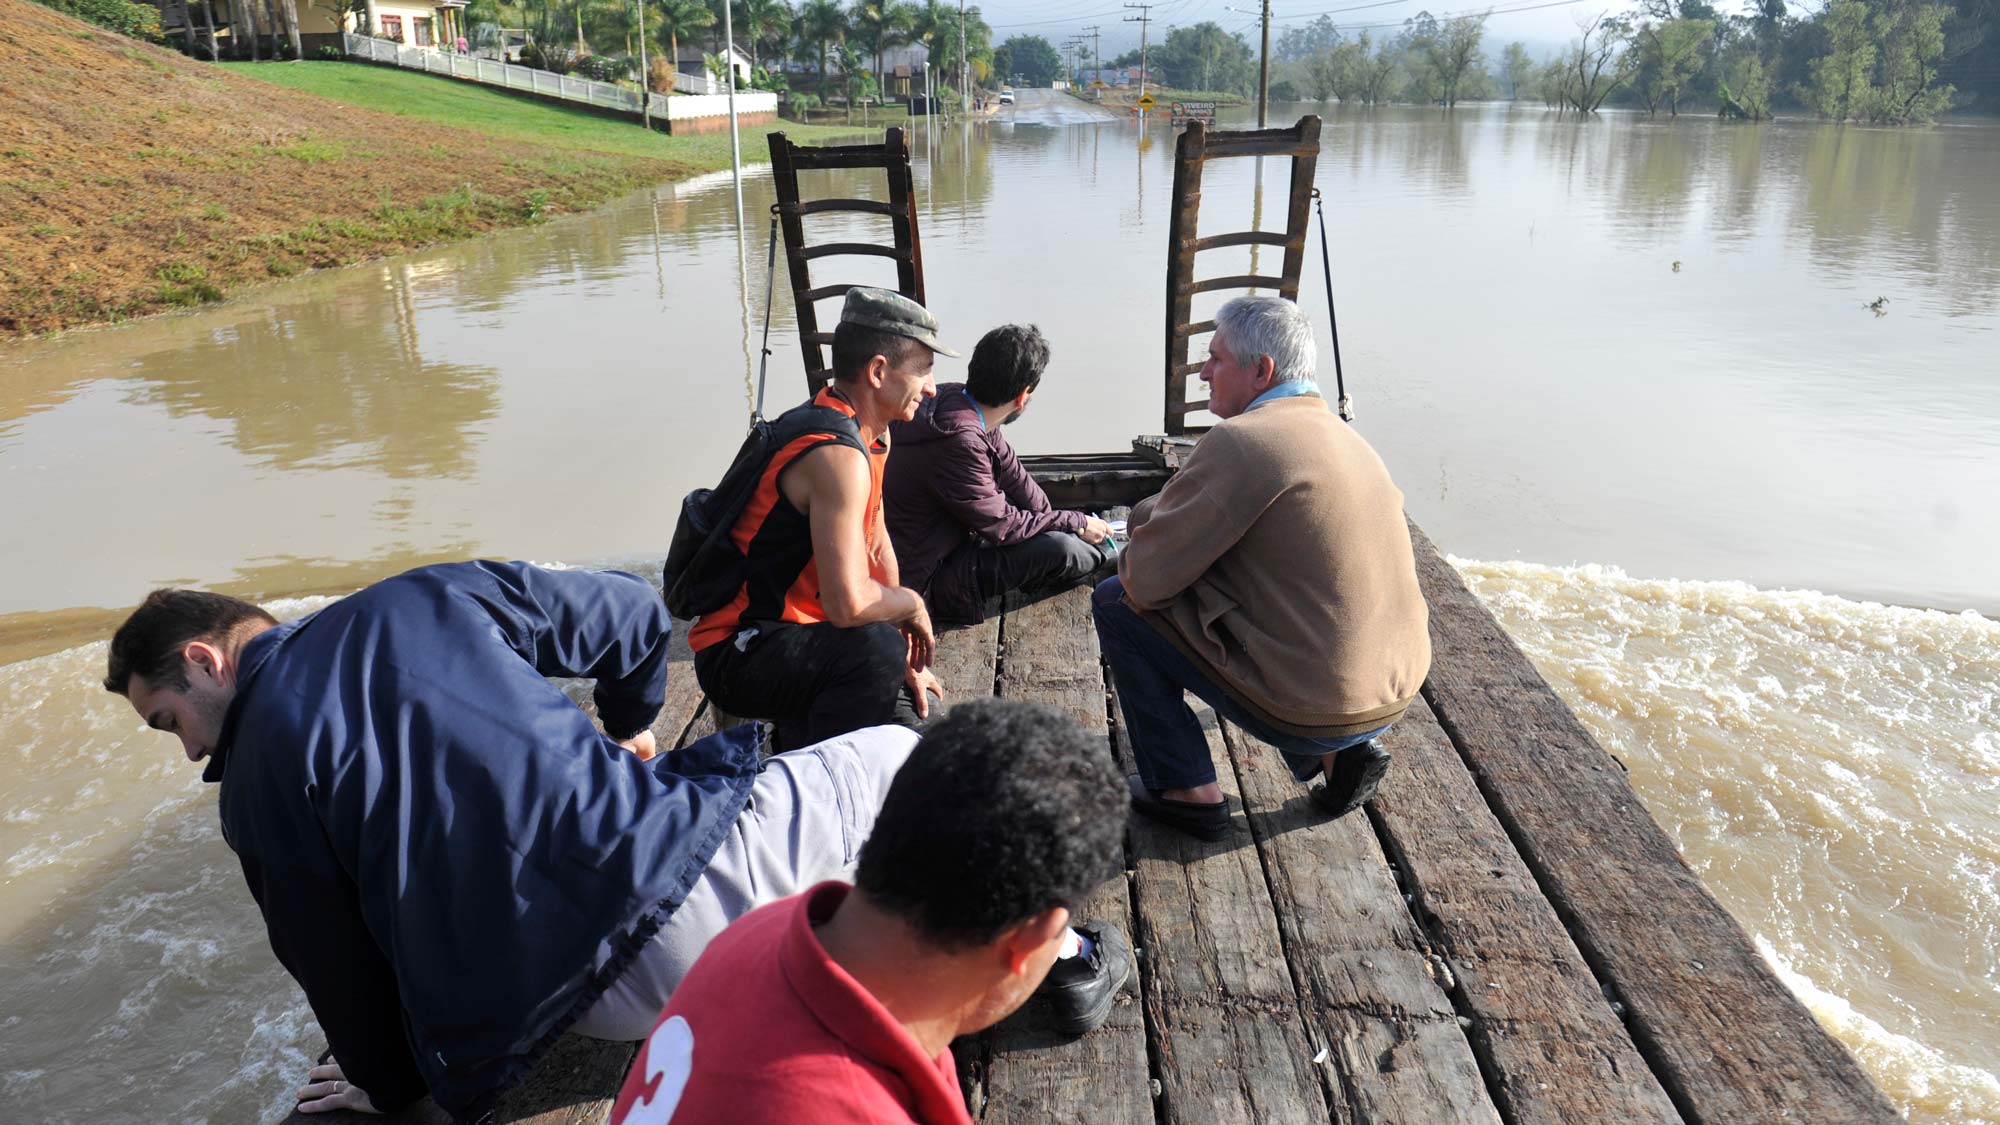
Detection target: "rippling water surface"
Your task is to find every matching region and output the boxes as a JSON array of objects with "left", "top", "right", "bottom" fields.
[{"left": 1, "top": 96, "right": 1995, "bottom": 1121}]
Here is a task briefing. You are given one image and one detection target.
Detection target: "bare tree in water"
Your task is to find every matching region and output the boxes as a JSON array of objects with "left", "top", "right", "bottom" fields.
[{"left": 1559, "top": 11, "right": 1635, "bottom": 112}]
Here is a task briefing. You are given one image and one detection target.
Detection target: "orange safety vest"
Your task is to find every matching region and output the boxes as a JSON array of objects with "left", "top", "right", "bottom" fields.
[{"left": 689, "top": 388, "right": 888, "bottom": 652}]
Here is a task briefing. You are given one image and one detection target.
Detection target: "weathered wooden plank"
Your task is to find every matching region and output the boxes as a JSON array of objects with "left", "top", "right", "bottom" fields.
[
  {"left": 1370, "top": 696, "right": 1682, "bottom": 1124},
  {"left": 1028, "top": 468, "right": 1171, "bottom": 509},
  {"left": 1225, "top": 723, "right": 1502, "bottom": 1125},
  {"left": 1197, "top": 127, "right": 1322, "bottom": 160},
  {"left": 1163, "top": 122, "right": 1207, "bottom": 436},
  {"left": 1190, "top": 230, "right": 1296, "bottom": 252},
  {"left": 882, "top": 127, "right": 925, "bottom": 303},
  {"left": 279, "top": 1033, "right": 638, "bottom": 1124},
  {"left": 782, "top": 197, "right": 897, "bottom": 216},
  {"left": 979, "top": 587, "right": 1154, "bottom": 1125},
  {"left": 767, "top": 131, "right": 828, "bottom": 386},
  {"left": 1181, "top": 273, "right": 1289, "bottom": 296},
  {"left": 1277, "top": 116, "right": 1321, "bottom": 303},
  {"left": 1410, "top": 523, "right": 1900, "bottom": 1122},
  {"left": 1118, "top": 693, "right": 1329, "bottom": 1125},
  {"left": 931, "top": 617, "right": 1000, "bottom": 701}
]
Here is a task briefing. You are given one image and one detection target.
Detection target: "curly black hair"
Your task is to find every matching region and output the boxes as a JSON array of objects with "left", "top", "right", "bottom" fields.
[
  {"left": 855, "top": 698, "right": 1126, "bottom": 949},
  {"left": 965, "top": 324, "right": 1049, "bottom": 407}
]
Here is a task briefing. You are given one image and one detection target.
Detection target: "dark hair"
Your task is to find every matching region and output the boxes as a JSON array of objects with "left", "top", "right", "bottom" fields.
[
  {"left": 830, "top": 321, "right": 923, "bottom": 382},
  {"left": 103, "top": 589, "right": 276, "bottom": 696},
  {"left": 855, "top": 698, "right": 1126, "bottom": 949},
  {"left": 965, "top": 324, "right": 1049, "bottom": 407}
]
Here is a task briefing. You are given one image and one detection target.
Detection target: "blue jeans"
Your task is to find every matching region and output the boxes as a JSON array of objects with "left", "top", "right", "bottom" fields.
[{"left": 1091, "top": 576, "right": 1390, "bottom": 792}]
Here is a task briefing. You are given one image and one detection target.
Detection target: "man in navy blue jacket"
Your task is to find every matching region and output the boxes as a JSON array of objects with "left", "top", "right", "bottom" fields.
[{"left": 103, "top": 561, "right": 917, "bottom": 1121}]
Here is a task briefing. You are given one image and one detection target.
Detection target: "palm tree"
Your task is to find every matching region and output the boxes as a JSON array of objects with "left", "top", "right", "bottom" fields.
[
  {"left": 846, "top": 0, "right": 913, "bottom": 102},
  {"left": 653, "top": 0, "right": 716, "bottom": 82},
  {"left": 796, "top": 0, "right": 845, "bottom": 96},
  {"left": 737, "top": 0, "right": 790, "bottom": 72}
]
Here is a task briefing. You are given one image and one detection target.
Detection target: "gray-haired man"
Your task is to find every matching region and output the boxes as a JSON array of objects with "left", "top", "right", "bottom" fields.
[{"left": 1093, "top": 296, "right": 1433, "bottom": 841}]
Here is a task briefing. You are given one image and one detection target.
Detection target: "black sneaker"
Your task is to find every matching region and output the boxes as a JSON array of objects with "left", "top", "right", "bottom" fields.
[
  {"left": 1310, "top": 741, "right": 1392, "bottom": 820},
  {"left": 1034, "top": 921, "right": 1133, "bottom": 1037},
  {"left": 1127, "top": 775, "right": 1230, "bottom": 842}
]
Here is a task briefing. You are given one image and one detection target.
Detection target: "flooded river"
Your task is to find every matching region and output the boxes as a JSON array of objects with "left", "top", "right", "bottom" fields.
[{"left": 2, "top": 91, "right": 1996, "bottom": 1121}]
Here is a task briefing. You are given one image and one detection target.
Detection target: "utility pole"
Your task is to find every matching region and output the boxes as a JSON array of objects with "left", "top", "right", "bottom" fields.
[
  {"left": 1081, "top": 24, "right": 1100, "bottom": 97},
  {"left": 1257, "top": 0, "right": 1271, "bottom": 126},
  {"left": 1123, "top": 2, "right": 1151, "bottom": 98},
  {"left": 958, "top": 0, "right": 969, "bottom": 113},
  {"left": 635, "top": 0, "right": 651, "bottom": 130}
]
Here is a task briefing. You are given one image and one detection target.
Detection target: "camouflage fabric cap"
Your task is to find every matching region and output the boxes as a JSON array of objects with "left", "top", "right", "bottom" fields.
[{"left": 839, "top": 287, "right": 961, "bottom": 357}]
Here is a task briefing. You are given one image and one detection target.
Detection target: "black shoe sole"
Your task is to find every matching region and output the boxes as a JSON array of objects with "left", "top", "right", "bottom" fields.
[{"left": 1312, "top": 747, "right": 1392, "bottom": 820}]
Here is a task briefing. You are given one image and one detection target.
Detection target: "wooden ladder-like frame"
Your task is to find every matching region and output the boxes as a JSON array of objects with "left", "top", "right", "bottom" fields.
[
  {"left": 1162, "top": 115, "right": 1322, "bottom": 435},
  {"left": 768, "top": 128, "right": 926, "bottom": 393}
]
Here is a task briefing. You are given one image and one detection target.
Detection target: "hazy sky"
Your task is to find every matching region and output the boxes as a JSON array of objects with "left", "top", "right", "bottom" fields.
[{"left": 973, "top": 0, "right": 1738, "bottom": 57}]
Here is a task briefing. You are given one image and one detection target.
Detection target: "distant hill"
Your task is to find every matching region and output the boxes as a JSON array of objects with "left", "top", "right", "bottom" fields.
[{"left": 0, "top": 0, "right": 679, "bottom": 336}]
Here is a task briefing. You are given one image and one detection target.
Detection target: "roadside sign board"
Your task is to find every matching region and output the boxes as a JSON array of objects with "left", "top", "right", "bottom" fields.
[
  {"left": 1093, "top": 79, "right": 1107, "bottom": 89},
  {"left": 1170, "top": 100, "right": 1216, "bottom": 125},
  {"left": 1135, "top": 92, "right": 1157, "bottom": 109}
]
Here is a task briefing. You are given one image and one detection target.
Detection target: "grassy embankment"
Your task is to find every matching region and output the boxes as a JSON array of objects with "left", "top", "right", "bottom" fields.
[{"left": 0, "top": 0, "right": 853, "bottom": 338}]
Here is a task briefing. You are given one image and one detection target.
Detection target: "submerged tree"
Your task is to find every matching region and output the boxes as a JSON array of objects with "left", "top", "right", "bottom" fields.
[
  {"left": 1501, "top": 40, "right": 1534, "bottom": 98},
  {"left": 1427, "top": 14, "right": 1489, "bottom": 105},
  {"left": 1633, "top": 16, "right": 1716, "bottom": 113},
  {"left": 1558, "top": 11, "right": 1636, "bottom": 111},
  {"left": 1866, "top": 0, "right": 1954, "bottom": 121}
]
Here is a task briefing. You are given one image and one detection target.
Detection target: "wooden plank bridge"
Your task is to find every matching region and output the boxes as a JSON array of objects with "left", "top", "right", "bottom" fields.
[
  {"left": 283, "top": 117, "right": 1898, "bottom": 1125},
  {"left": 290, "top": 524, "right": 1897, "bottom": 1125}
]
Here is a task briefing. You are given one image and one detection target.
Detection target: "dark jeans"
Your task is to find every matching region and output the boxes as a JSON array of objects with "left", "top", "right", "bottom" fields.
[
  {"left": 1091, "top": 576, "right": 1390, "bottom": 792},
  {"left": 693, "top": 620, "right": 922, "bottom": 752},
  {"left": 970, "top": 530, "right": 1109, "bottom": 601}
]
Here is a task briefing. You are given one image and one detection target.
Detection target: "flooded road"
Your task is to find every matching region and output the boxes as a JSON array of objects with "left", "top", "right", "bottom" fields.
[{"left": 1, "top": 103, "right": 1996, "bottom": 1122}]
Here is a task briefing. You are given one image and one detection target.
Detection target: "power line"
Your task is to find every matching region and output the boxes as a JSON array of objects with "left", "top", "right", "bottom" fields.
[
  {"left": 988, "top": 7, "right": 1127, "bottom": 29},
  {"left": 1271, "top": 0, "right": 1414, "bottom": 22},
  {"left": 1333, "top": 0, "right": 1593, "bottom": 31}
]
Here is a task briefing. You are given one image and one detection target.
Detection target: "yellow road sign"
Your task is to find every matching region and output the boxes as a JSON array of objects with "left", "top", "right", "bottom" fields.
[
  {"left": 1135, "top": 92, "right": 1156, "bottom": 108},
  {"left": 1093, "top": 79, "right": 1108, "bottom": 89}
]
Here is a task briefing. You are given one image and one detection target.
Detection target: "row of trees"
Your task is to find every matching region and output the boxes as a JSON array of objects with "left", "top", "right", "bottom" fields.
[
  {"left": 436, "top": 0, "right": 996, "bottom": 99},
  {"left": 1257, "top": 0, "right": 1983, "bottom": 124}
]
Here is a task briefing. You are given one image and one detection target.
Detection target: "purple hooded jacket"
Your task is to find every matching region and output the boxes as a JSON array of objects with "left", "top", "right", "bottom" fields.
[{"left": 886, "top": 383, "right": 1088, "bottom": 624}]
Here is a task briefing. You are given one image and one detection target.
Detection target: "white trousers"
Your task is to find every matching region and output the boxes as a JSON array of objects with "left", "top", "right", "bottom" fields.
[{"left": 570, "top": 724, "right": 919, "bottom": 1040}]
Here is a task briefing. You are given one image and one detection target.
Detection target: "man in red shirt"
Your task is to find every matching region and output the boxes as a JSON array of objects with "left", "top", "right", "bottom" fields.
[{"left": 609, "top": 699, "right": 1131, "bottom": 1125}]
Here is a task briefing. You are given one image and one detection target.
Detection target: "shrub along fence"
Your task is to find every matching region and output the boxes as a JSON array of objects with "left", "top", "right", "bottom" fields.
[{"left": 339, "top": 33, "right": 777, "bottom": 130}]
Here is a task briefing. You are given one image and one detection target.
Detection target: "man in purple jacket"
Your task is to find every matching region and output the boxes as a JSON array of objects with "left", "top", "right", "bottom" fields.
[{"left": 886, "top": 324, "right": 1114, "bottom": 626}]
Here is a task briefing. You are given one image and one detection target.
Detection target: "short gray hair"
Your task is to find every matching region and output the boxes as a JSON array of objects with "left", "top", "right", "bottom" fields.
[{"left": 1214, "top": 296, "right": 1317, "bottom": 386}]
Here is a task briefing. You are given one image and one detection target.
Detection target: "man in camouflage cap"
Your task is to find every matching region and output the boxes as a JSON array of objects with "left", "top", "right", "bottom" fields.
[{"left": 689, "top": 287, "right": 958, "bottom": 752}]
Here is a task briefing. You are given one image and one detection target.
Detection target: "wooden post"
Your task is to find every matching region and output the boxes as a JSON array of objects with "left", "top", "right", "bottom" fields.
[
  {"left": 884, "top": 128, "right": 923, "bottom": 301},
  {"left": 1162, "top": 121, "right": 1205, "bottom": 435},
  {"left": 766, "top": 130, "right": 927, "bottom": 393},
  {"left": 1161, "top": 115, "right": 1322, "bottom": 434}
]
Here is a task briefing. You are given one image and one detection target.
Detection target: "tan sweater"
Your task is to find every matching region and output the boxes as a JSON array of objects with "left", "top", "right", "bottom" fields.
[{"left": 1119, "top": 395, "right": 1431, "bottom": 736}]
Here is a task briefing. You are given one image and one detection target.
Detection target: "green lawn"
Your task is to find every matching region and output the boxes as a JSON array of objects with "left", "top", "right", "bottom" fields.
[{"left": 221, "top": 61, "right": 863, "bottom": 171}]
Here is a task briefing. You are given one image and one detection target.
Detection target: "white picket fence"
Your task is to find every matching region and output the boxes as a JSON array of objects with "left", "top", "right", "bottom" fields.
[{"left": 341, "top": 33, "right": 777, "bottom": 124}]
